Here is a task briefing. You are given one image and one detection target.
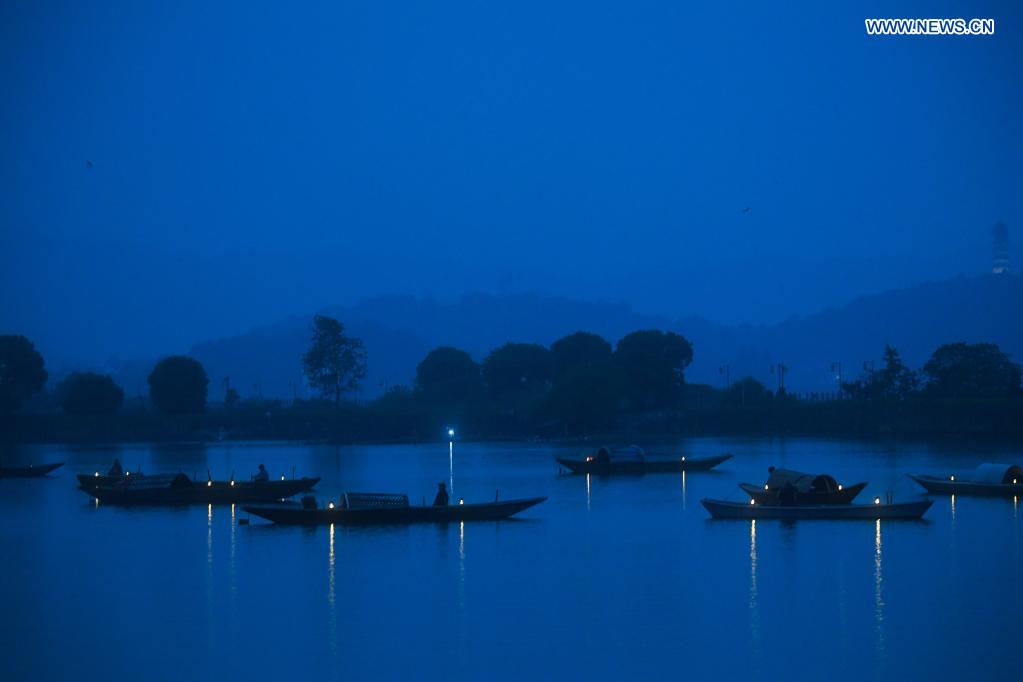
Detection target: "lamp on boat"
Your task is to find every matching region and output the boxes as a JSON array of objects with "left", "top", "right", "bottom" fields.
[
  {"left": 447, "top": 428, "right": 455, "bottom": 438},
  {"left": 749, "top": 499, "right": 755, "bottom": 505},
  {"left": 950, "top": 475, "right": 955, "bottom": 481},
  {"left": 585, "top": 456, "right": 594, "bottom": 462},
  {"left": 207, "top": 480, "right": 212, "bottom": 487},
  {"left": 874, "top": 497, "right": 881, "bottom": 505},
  {"left": 230, "top": 480, "right": 235, "bottom": 487},
  {"left": 838, "top": 484, "right": 843, "bottom": 491},
  {"left": 764, "top": 484, "right": 769, "bottom": 490},
  {"left": 94, "top": 472, "right": 99, "bottom": 477},
  {"left": 681, "top": 456, "right": 686, "bottom": 462},
  {"left": 281, "top": 475, "right": 285, "bottom": 481},
  {"left": 328, "top": 501, "right": 335, "bottom": 510},
  {"left": 459, "top": 498, "right": 464, "bottom": 505}
]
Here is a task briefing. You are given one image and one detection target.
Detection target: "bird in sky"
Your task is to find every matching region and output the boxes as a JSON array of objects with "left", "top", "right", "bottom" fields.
[{"left": 740, "top": 206, "right": 750, "bottom": 214}]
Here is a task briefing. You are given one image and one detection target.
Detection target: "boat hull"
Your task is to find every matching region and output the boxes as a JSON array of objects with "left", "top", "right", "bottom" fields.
[
  {"left": 0, "top": 462, "right": 64, "bottom": 478},
  {"left": 79, "top": 477, "right": 320, "bottom": 505},
  {"left": 557, "top": 454, "right": 732, "bottom": 475},
  {"left": 908, "top": 474, "right": 1023, "bottom": 497},
  {"left": 701, "top": 498, "right": 932, "bottom": 520},
  {"left": 739, "top": 481, "right": 867, "bottom": 505},
  {"left": 243, "top": 496, "right": 547, "bottom": 525}
]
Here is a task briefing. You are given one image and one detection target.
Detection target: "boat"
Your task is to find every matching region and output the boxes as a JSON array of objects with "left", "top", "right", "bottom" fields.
[
  {"left": 739, "top": 467, "right": 867, "bottom": 505},
  {"left": 557, "top": 446, "right": 732, "bottom": 475},
  {"left": 908, "top": 463, "right": 1023, "bottom": 496},
  {"left": 0, "top": 462, "right": 64, "bottom": 478},
  {"left": 244, "top": 491, "right": 547, "bottom": 525},
  {"left": 78, "top": 472, "right": 320, "bottom": 505},
  {"left": 701, "top": 497, "right": 932, "bottom": 520}
]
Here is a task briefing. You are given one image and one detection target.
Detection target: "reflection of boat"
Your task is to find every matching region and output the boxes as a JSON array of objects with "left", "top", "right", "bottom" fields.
[
  {"left": 78, "top": 472, "right": 320, "bottom": 505},
  {"left": 701, "top": 498, "right": 932, "bottom": 520},
  {"left": 0, "top": 462, "right": 64, "bottom": 478},
  {"left": 739, "top": 467, "right": 867, "bottom": 505},
  {"left": 908, "top": 463, "right": 1023, "bottom": 496},
  {"left": 557, "top": 446, "right": 731, "bottom": 475},
  {"left": 244, "top": 492, "right": 547, "bottom": 525}
]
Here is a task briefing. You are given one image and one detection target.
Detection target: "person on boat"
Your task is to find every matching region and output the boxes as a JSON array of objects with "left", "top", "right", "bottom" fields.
[
  {"left": 254, "top": 464, "right": 269, "bottom": 482},
  {"left": 108, "top": 458, "right": 123, "bottom": 477},
  {"left": 779, "top": 481, "right": 798, "bottom": 506},
  {"left": 433, "top": 482, "right": 449, "bottom": 506}
]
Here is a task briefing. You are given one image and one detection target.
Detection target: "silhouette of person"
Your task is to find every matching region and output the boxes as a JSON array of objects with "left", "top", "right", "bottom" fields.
[
  {"left": 433, "top": 482, "right": 449, "bottom": 506},
  {"left": 779, "top": 481, "right": 798, "bottom": 506},
  {"left": 108, "top": 459, "right": 123, "bottom": 477},
  {"left": 254, "top": 464, "right": 269, "bottom": 482}
]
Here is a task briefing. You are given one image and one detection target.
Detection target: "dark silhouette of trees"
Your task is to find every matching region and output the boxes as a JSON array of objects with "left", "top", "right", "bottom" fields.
[
  {"left": 415, "top": 347, "right": 482, "bottom": 404},
  {"left": 148, "top": 355, "right": 209, "bottom": 414},
  {"left": 723, "top": 376, "right": 772, "bottom": 406},
  {"left": 0, "top": 335, "right": 47, "bottom": 415},
  {"left": 844, "top": 345, "right": 918, "bottom": 401},
  {"left": 550, "top": 331, "right": 613, "bottom": 379},
  {"left": 481, "top": 343, "right": 552, "bottom": 407},
  {"left": 302, "top": 315, "right": 367, "bottom": 405},
  {"left": 57, "top": 372, "right": 124, "bottom": 416},
  {"left": 922, "top": 342, "right": 1022, "bottom": 399},
  {"left": 224, "top": 387, "right": 241, "bottom": 408},
  {"left": 614, "top": 330, "right": 693, "bottom": 408}
]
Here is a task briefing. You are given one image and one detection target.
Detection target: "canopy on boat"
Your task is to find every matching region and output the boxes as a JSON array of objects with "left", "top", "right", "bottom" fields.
[
  {"left": 972, "top": 463, "right": 1023, "bottom": 484},
  {"left": 119, "top": 473, "right": 191, "bottom": 490},
  {"left": 764, "top": 468, "right": 840, "bottom": 493},
  {"left": 594, "top": 445, "right": 645, "bottom": 463}
]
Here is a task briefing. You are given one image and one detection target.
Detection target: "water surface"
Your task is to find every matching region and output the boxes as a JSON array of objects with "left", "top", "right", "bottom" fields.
[{"left": 1, "top": 438, "right": 1021, "bottom": 681}]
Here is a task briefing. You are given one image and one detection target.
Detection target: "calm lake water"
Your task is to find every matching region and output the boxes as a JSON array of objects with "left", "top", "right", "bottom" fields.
[{"left": 1, "top": 438, "right": 1021, "bottom": 682}]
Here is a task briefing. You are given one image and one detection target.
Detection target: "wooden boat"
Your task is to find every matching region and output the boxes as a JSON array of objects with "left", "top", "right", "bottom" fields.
[
  {"left": 244, "top": 491, "right": 547, "bottom": 525},
  {"left": 79, "top": 472, "right": 320, "bottom": 505},
  {"left": 557, "top": 446, "right": 732, "bottom": 475},
  {"left": 701, "top": 497, "right": 932, "bottom": 520},
  {"left": 0, "top": 462, "right": 64, "bottom": 478},
  {"left": 739, "top": 467, "right": 867, "bottom": 505},
  {"left": 908, "top": 463, "right": 1023, "bottom": 496}
]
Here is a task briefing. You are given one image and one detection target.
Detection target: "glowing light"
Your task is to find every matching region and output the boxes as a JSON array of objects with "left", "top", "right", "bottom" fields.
[
  {"left": 230, "top": 480, "right": 235, "bottom": 486},
  {"left": 207, "top": 480, "right": 212, "bottom": 487},
  {"left": 125, "top": 472, "right": 131, "bottom": 477},
  {"left": 585, "top": 456, "right": 594, "bottom": 463},
  {"left": 749, "top": 499, "right": 755, "bottom": 505},
  {"left": 94, "top": 472, "right": 99, "bottom": 477},
  {"left": 1014, "top": 479, "right": 1018, "bottom": 485},
  {"left": 874, "top": 497, "right": 881, "bottom": 505},
  {"left": 459, "top": 498, "right": 464, "bottom": 505},
  {"left": 764, "top": 484, "right": 769, "bottom": 490},
  {"left": 448, "top": 428, "right": 455, "bottom": 438},
  {"left": 681, "top": 456, "right": 686, "bottom": 462},
  {"left": 328, "top": 501, "right": 335, "bottom": 510},
  {"left": 838, "top": 484, "right": 843, "bottom": 491},
  {"left": 950, "top": 475, "right": 955, "bottom": 481}
]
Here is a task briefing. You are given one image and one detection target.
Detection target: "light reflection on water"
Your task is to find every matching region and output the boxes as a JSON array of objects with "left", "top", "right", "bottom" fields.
[{"left": 3, "top": 438, "right": 1023, "bottom": 682}]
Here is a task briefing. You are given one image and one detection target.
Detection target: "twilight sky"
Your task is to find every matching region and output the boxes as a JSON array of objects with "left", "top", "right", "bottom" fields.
[{"left": 2, "top": 1, "right": 1021, "bottom": 368}]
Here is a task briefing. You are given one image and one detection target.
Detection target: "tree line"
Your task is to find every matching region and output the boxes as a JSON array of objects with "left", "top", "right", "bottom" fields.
[{"left": 2, "top": 315, "right": 1021, "bottom": 439}]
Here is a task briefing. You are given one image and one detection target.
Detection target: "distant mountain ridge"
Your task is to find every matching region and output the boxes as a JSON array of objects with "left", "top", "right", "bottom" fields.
[{"left": 184, "top": 274, "right": 1022, "bottom": 402}]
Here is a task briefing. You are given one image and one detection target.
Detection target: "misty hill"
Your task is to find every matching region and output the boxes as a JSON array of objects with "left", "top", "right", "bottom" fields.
[{"left": 185, "top": 274, "right": 1022, "bottom": 402}]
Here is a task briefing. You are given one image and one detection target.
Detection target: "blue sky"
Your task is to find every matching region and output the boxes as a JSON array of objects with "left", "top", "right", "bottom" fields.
[{"left": 2, "top": 1, "right": 1021, "bottom": 366}]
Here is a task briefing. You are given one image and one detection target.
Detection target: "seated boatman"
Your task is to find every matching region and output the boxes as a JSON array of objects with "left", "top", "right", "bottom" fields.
[
  {"left": 433, "top": 482, "right": 449, "bottom": 506},
  {"left": 108, "top": 458, "right": 124, "bottom": 477},
  {"left": 254, "top": 463, "right": 270, "bottom": 482}
]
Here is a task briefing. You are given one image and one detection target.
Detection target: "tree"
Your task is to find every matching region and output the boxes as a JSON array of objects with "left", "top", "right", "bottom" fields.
[
  {"left": 481, "top": 343, "right": 552, "bottom": 406},
  {"left": 844, "top": 345, "right": 918, "bottom": 401},
  {"left": 614, "top": 330, "right": 694, "bottom": 408},
  {"left": 148, "top": 355, "right": 209, "bottom": 414},
  {"left": 0, "top": 335, "right": 47, "bottom": 415},
  {"left": 415, "top": 347, "right": 482, "bottom": 404},
  {"left": 543, "top": 363, "right": 625, "bottom": 431},
  {"left": 723, "top": 377, "right": 772, "bottom": 406},
  {"left": 56, "top": 372, "right": 124, "bottom": 416},
  {"left": 302, "top": 315, "right": 368, "bottom": 404},
  {"left": 224, "top": 387, "right": 241, "bottom": 408},
  {"left": 922, "top": 342, "right": 1022, "bottom": 400},
  {"left": 550, "top": 332, "right": 612, "bottom": 379}
]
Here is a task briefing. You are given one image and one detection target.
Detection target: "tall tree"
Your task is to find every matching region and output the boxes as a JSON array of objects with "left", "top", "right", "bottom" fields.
[
  {"left": 57, "top": 372, "right": 124, "bottom": 416},
  {"left": 0, "top": 335, "right": 48, "bottom": 415},
  {"left": 922, "top": 342, "right": 1022, "bottom": 399},
  {"left": 614, "top": 330, "right": 694, "bottom": 408},
  {"left": 550, "top": 332, "right": 612, "bottom": 379},
  {"left": 302, "top": 315, "right": 367, "bottom": 404},
  {"left": 844, "top": 345, "right": 918, "bottom": 401},
  {"left": 481, "top": 343, "right": 552, "bottom": 406},
  {"left": 148, "top": 356, "right": 209, "bottom": 414},
  {"left": 415, "top": 347, "right": 482, "bottom": 404}
]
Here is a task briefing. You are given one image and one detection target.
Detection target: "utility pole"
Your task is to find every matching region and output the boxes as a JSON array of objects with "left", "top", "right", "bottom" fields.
[
  {"left": 830, "top": 361, "right": 842, "bottom": 398},
  {"left": 770, "top": 363, "right": 787, "bottom": 394},
  {"left": 719, "top": 364, "right": 731, "bottom": 389}
]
